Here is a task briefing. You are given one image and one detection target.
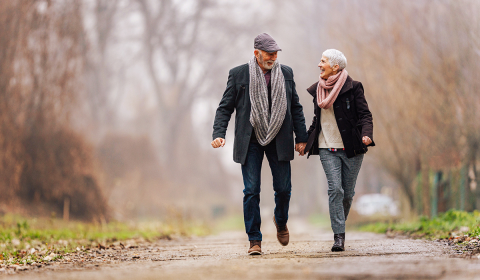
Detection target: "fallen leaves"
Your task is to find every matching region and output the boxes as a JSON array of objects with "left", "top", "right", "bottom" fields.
[
  {"left": 440, "top": 235, "right": 480, "bottom": 258},
  {"left": 0, "top": 237, "right": 176, "bottom": 275}
]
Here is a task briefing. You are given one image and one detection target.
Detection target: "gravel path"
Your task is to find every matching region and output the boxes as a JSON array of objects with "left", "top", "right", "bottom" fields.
[{"left": 3, "top": 220, "right": 480, "bottom": 280}]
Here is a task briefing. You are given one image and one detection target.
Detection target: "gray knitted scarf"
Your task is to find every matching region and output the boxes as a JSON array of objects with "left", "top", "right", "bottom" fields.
[{"left": 249, "top": 56, "right": 287, "bottom": 146}]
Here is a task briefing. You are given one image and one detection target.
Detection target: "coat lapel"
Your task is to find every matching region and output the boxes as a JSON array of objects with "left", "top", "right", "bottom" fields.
[
  {"left": 338, "top": 76, "right": 353, "bottom": 96},
  {"left": 306, "top": 82, "right": 318, "bottom": 97}
]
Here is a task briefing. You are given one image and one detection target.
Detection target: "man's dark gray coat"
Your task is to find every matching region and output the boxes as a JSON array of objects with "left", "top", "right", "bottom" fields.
[{"left": 212, "top": 63, "right": 308, "bottom": 165}]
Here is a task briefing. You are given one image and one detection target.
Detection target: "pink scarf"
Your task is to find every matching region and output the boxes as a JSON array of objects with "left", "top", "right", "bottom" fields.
[{"left": 316, "top": 69, "right": 348, "bottom": 109}]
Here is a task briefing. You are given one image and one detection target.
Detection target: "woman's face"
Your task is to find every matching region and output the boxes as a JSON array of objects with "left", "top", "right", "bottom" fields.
[{"left": 318, "top": 55, "right": 338, "bottom": 80}]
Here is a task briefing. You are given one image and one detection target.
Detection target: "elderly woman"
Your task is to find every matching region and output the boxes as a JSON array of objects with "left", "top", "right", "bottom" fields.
[{"left": 303, "top": 49, "right": 374, "bottom": 251}]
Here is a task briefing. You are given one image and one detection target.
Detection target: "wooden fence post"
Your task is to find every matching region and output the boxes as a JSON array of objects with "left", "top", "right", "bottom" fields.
[
  {"left": 431, "top": 171, "right": 441, "bottom": 218},
  {"left": 63, "top": 197, "right": 70, "bottom": 222},
  {"left": 460, "top": 165, "right": 467, "bottom": 211}
]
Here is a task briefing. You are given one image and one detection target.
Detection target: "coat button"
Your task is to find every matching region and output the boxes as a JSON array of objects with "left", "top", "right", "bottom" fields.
[
  {"left": 338, "top": 118, "right": 343, "bottom": 121},
  {"left": 342, "top": 130, "right": 346, "bottom": 132}
]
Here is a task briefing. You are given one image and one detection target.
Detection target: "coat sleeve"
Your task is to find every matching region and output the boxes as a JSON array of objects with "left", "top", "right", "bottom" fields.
[
  {"left": 354, "top": 82, "right": 375, "bottom": 146},
  {"left": 212, "top": 69, "right": 236, "bottom": 140},
  {"left": 290, "top": 77, "right": 308, "bottom": 143},
  {"left": 307, "top": 100, "right": 317, "bottom": 136}
]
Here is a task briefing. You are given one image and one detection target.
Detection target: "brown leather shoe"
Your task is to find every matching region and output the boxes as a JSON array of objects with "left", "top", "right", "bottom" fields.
[
  {"left": 273, "top": 216, "right": 289, "bottom": 246},
  {"left": 248, "top": 240, "right": 262, "bottom": 255}
]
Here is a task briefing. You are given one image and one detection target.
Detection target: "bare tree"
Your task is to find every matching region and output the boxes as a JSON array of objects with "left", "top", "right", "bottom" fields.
[{"left": 0, "top": 0, "right": 108, "bottom": 220}]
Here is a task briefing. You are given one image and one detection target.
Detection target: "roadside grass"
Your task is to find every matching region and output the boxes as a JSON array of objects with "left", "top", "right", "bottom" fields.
[
  {"left": 0, "top": 214, "right": 209, "bottom": 265},
  {"left": 358, "top": 210, "right": 480, "bottom": 239},
  {"left": 308, "top": 213, "right": 331, "bottom": 228},
  {"left": 212, "top": 214, "right": 245, "bottom": 233}
]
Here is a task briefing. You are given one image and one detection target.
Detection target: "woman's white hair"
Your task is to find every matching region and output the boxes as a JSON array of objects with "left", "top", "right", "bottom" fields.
[{"left": 323, "top": 49, "right": 347, "bottom": 70}]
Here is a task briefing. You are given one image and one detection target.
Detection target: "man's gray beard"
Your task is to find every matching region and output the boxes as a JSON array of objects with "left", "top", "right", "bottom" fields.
[
  {"left": 262, "top": 61, "right": 274, "bottom": 70},
  {"left": 257, "top": 52, "right": 274, "bottom": 70}
]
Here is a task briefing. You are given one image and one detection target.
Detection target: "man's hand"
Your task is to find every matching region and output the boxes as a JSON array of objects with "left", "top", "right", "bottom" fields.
[
  {"left": 295, "top": 142, "right": 307, "bottom": 156},
  {"left": 362, "top": 136, "right": 372, "bottom": 146},
  {"left": 211, "top": 138, "right": 226, "bottom": 148}
]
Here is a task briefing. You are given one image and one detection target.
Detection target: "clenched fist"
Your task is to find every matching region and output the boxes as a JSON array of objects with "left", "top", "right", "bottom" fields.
[
  {"left": 362, "top": 136, "right": 372, "bottom": 146},
  {"left": 211, "top": 138, "right": 226, "bottom": 148}
]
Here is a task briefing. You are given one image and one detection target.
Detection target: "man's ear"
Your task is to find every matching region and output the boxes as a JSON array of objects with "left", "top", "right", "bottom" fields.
[
  {"left": 254, "top": 49, "right": 259, "bottom": 57},
  {"left": 333, "top": 64, "right": 340, "bottom": 72}
]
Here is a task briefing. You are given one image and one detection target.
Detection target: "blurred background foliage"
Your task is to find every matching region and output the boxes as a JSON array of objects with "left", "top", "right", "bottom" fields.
[{"left": 0, "top": 0, "right": 479, "bottom": 226}]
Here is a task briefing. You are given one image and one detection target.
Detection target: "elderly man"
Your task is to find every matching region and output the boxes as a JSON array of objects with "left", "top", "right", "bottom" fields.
[{"left": 212, "top": 33, "right": 308, "bottom": 255}]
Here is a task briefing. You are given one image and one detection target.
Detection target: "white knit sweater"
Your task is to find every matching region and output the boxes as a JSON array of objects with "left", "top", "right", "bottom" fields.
[{"left": 318, "top": 95, "right": 344, "bottom": 149}]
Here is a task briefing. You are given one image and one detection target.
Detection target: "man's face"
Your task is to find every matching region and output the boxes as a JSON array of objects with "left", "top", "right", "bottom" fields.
[{"left": 255, "top": 50, "right": 277, "bottom": 71}]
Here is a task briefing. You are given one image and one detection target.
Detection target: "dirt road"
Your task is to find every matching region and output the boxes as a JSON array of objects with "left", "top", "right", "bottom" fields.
[{"left": 4, "top": 220, "right": 480, "bottom": 280}]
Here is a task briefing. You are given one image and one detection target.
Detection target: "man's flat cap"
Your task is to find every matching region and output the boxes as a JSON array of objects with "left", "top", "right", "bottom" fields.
[{"left": 254, "top": 33, "right": 282, "bottom": 52}]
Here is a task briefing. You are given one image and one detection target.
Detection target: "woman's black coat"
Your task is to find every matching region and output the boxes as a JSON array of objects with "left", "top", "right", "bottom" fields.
[{"left": 305, "top": 76, "right": 375, "bottom": 158}]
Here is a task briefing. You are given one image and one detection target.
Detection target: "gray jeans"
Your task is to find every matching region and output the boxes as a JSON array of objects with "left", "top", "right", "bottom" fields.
[{"left": 319, "top": 149, "right": 364, "bottom": 234}]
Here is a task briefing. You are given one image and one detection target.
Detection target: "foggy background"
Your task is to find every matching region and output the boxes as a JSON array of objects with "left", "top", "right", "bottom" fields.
[{"left": 1, "top": 0, "right": 479, "bottom": 224}]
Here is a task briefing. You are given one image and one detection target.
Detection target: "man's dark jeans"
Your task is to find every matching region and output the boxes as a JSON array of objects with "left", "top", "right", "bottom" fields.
[{"left": 241, "top": 141, "right": 292, "bottom": 241}]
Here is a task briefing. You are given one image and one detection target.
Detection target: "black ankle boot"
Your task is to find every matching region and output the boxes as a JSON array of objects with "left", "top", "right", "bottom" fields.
[{"left": 332, "top": 233, "right": 345, "bottom": 252}]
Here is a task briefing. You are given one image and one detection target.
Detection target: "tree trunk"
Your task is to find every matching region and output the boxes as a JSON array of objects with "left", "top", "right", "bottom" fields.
[{"left": 421, "top": 167, "right": 430, "bottom": 217}]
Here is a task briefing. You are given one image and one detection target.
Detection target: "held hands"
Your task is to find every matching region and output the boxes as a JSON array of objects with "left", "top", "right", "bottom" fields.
[
  {"left": 295, "top": 142, "right": 307, "bottom": 156},
  {"left": 362, "top": 136, "right": 372, "bottom": 146},
  {"left": 211, "top": 137, "right": 225, "bottom": 148},
  {"left": 212, "top": 139, "right": 309, "bottom": 156}
]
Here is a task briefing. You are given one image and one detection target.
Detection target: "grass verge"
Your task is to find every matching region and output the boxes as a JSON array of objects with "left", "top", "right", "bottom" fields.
[
  {"left": 0, "top": 214, "right": 209, "bottom": 265},
  {"left": 211, "top": 214, "right": 245, "bottom": 233},
  {"left": 308, "top": 213, "right": 331, "bottom": 228},
  {"left": 358, "top": 210, "right": 480, "bottom": 239}
]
